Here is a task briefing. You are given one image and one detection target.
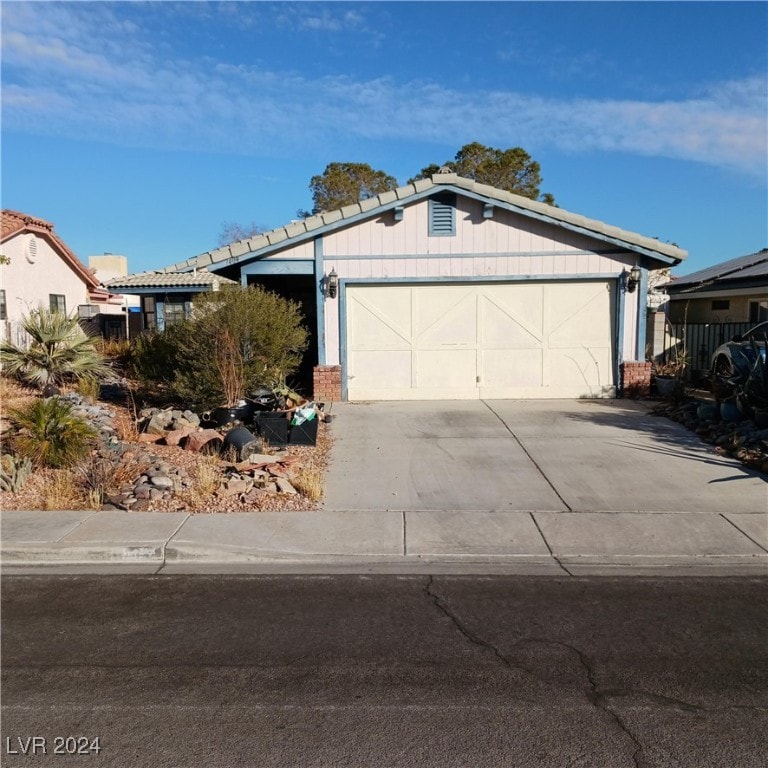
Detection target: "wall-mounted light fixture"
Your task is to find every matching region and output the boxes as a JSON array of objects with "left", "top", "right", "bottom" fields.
[
  {"left": 393, "top": 206, "right": 404, "bottom": 222},
  {"left": 625, "top": 265, "right": 641, "bottom": 293},
  {"left": 324, "top": 268, "right": 339, "bottom": 299}
]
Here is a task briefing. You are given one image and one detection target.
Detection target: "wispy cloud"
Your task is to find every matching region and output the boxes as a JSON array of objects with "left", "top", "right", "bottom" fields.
[{"left": 2, "top": 3, "right": 765, "bottom": 178}]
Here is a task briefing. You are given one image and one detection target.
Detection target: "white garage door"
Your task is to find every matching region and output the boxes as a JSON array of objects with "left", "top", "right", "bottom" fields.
[{"left": 345, "top": 281, "right": 616, "bottom": 400}]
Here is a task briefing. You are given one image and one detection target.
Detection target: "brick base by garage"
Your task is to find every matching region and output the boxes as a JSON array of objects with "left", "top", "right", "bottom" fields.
[
  {"left": 313, "top": 365, "right": 342, "bottom": 403},
  {"left": 621, "top": 361, "right": 652, "bottom": 399}
]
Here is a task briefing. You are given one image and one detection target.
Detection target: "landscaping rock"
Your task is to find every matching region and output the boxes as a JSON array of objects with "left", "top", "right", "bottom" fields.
[
  {"left": 275, "top": 478, "right": 298, "bottom": 495},
  {"left": 653, "top": 398, "right": 768, "bottom": 474}
]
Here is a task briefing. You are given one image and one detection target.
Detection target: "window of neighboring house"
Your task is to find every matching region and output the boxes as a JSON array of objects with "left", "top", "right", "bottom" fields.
[
  {"left": 749, "top": 300, "right": 768, "bottom": 324},
  {"left": 142, "top": 296, "right": 156, "bottom": 331},
  {"left": 163, "top": 297, "right": 188, "bottom": 328},
  {"left": 0, "top": 289, "right": 6, "bottom": 320},
  {"left": 49, "top": 294, "right": 66, "bottom": 314},
  {"left": 711, "top": 299, "right": 730, "bottom": 311},
  {"left": 428, "top": 193, "right": 456, "bottom": 236}
]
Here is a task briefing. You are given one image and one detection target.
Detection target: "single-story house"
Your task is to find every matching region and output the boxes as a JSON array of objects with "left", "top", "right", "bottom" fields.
[
  {"left": 107, "top": 172, "right": 686, "bottom": 401},
  {"left": 102, "top": 271, "right": 237, "bottom": 332},
  {"left": 0, "top": 209, "right": 130, "bottom": 344},
  {"left": 665, "top": 248, "right": 768, "bottom": 325}
]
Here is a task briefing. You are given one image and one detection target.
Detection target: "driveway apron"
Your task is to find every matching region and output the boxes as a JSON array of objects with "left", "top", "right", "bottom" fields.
[{"left": 323, "top": 400, "right": 767, "bottom": 513}]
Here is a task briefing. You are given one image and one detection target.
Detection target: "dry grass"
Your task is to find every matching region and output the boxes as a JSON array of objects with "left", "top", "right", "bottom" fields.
[
  {"left": 75, "top": 377, "right": 101, "bottom": 403},
  {"left": 44, "top": 469, "right": 89, "bottom": 510},
  {"left": 0, "top": 377, "right": 38, "bottom": 413},
  {"left": 291, "top": 466, "right": 324, "bottom": 502},
  {"left": 112, "top": 406, "right": 141, "bottom": 442},
  {"left": 193, "top": 454, "right": 222, "bottom": 496}
]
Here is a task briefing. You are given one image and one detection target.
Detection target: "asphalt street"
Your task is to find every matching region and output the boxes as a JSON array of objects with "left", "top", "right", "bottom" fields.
[{"left": 2, "top": 575, "right": 767, "bottom": 768}]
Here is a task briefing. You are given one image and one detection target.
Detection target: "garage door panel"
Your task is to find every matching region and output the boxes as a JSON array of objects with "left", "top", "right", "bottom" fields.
[
  {"left": 349, "top": 288, "right": 412, "bottom": 346},
  {"left": 482, "top": 287, "right": 545, "bottom": 341},
  {"left": 416, "top": 350, "right": 477, "bottom": 389},
  {"left": 482, "top": 349, "right": 543, "bottom": 387},
  {"left": 350, "top": 350, "right": 412, "bottom": 389},
  {"left": 481, "top": 298, "right": 543, "bottom": 349},
  {"left": 548, "top": 284, "right": 612, "bottom": 344},
  {"left": 416, "top": 292, "right": 477, "bottom": 347},
  {"left": 549, "top": 347, "right": 613, "bottom": 389},
  {"left": 350, "top": 307, "right": 411, "bottom": 349},
  {"left": 346, "top": 282, "right": 615, "bottom": 400},
  {"left": 416, "top": 286, "right": 474, "bottom": 332}
]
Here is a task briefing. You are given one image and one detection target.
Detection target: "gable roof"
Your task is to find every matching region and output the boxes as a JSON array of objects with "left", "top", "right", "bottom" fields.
[
  {"left": 158, "top": 173, "right": 687, "bottom": 275},
  {"left": 1, "top": 209, "right": 101, "bottom": 291},
  {"left": 665, "top": 248, "right": 768, "bottom": 295}
]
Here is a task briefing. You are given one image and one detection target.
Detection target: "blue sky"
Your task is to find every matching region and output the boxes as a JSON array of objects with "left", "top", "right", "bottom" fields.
[{"left": 2, "top": 1, "right": 766, "bottom": 277}]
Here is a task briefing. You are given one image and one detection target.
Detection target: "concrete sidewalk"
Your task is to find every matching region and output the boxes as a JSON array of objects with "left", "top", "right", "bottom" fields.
[
  {"left": 2, "top": 508, "right": 766, "bottom": 575},
  {"left": 3, "top": 399, "right": 767, "bottom": 576}
]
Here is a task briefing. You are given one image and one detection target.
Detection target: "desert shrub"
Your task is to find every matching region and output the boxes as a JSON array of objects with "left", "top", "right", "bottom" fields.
[
  {"left": 130, "top": 285, "right": 308, "bottom": 411},
  {"left": 0, "top": 308, "right": 111, "bottom": 389},
  {"left": 8, "top": 397, "right": 98, "bottom": 468},
  {"left": 98, "top": 338, "right": 133, "bottom": 376},
  {"left": 128, "top": 326, "right": 187, "bottom": 384}
]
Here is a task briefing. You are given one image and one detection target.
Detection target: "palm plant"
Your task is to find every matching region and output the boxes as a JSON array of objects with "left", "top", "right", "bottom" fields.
[
  {"left": 8, "top": 397, "right": 97, "bottom": 468},
  {"left": 0, "top": 308, "right": 111, "bottom": 389}
]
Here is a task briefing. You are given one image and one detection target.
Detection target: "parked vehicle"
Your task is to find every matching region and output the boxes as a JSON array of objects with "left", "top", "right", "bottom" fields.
[{"left": 710, "top": 322, "right": 768, "bottom": 405}]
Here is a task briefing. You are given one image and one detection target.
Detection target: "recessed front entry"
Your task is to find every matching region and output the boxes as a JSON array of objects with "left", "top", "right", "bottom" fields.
[{"left": 345, "top": 281, "right": 616, "bottom": 400}]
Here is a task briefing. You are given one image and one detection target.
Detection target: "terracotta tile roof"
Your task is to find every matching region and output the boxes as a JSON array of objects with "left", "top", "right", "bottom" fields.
[
  {"left": 1, "top": 208, "right": 100, "bottom": 290},
  {"left": 103, "top": 271, "right": 237, "bottom": 291},
  {"left": 159, "top": 173, "right": 687, "bottom": 275}
]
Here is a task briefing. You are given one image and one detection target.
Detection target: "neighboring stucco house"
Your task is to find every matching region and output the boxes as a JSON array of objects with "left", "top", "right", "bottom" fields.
[
  {"left": 0, "top": 210, "right": 126, "bottom": 343},
  {"left": 108, "top": 173, "right": 686, "bottom": 401},
  {"left": 665, "top": 248, "right": 768, "bottom": 325}
]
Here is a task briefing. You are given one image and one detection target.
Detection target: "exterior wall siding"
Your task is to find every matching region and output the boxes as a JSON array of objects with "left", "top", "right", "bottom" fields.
[
  {"left": 323, "top": 198, "right": 602, "bottom": 259},
  {"left": 1, "top": 233, "right": 91, "bottom": 344},
  {"left": 259, "top": 240, "right": 314, "bottom": 261},
  {"left": 669, "top": 293, "right": 768, "bottom": 324},
  {"left": 317, "top": 196, "right": 644, "bottom": 368}
]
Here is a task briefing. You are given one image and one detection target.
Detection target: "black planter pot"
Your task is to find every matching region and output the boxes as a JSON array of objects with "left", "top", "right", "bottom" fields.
[
  {"left": 222, "top": 426, "right": 260, "bottom": 460},
  {"left": 289, "top": 417, "right": 318, "bottom": 446},
  {"left": 254, "top": 411, "right": 290, "bottom": 446},
  {"left": 203, "top": 403, "right": 255, "bottom": 428}
]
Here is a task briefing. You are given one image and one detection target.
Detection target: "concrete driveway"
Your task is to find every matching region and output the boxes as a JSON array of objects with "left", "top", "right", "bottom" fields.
[{"left": 323, "top": 400, "right": 767, "bottom": 514}]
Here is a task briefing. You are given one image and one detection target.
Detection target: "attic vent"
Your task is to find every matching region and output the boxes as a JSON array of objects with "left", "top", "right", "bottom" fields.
[
  {"left": 429, "top": 193, "right": 456, "bottom": 237},
  {"left": 25, "top": 235, "right": 38, "bottom": 264}
]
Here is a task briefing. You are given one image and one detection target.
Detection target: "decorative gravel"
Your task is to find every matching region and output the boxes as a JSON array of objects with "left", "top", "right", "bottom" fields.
[{"left": 0, "top": 390, "right": 332, "bottom": 514}]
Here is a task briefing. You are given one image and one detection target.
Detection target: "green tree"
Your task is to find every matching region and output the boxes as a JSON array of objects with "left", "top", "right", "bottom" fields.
[
  {"left": 307, "top": 162, "right": 398, "bottom": 214},
  {"left": 410, "top": 142, "right": 555, "bottom": 204},
  {"left": 0, "top": 308, "right": 111, "bottom": 389}
]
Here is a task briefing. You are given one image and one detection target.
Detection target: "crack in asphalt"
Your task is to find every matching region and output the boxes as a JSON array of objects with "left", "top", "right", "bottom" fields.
[
  {"left": 424, "top": 576, "right": 519, "bottom": 674},
  {"left": 425, "top": 578, "right": 647, "bottom": 768},
  {"left": 564, "top": 640, "right": 645, "bottom": 768}
]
